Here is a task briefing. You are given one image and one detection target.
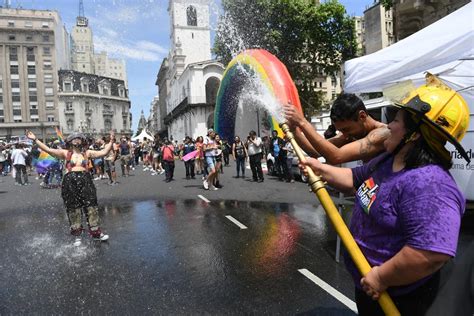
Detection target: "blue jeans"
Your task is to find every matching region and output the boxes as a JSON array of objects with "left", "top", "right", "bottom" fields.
[{"left": 236, "top": 156, "right": 245, "bottom": 176}]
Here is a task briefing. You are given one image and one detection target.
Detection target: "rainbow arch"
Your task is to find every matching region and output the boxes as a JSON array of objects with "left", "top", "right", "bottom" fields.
[{"left": 214, "top": 49, "right": 302, "bottom": 141}]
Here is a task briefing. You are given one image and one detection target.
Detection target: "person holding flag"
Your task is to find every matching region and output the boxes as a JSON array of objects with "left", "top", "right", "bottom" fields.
[{"left": 26, "top": 129, "right": 115, "bottom": 246}]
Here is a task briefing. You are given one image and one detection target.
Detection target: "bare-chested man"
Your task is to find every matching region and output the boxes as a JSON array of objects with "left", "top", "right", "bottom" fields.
[{"left": 283, "top": 93, "right": 390, "bottom": 164}]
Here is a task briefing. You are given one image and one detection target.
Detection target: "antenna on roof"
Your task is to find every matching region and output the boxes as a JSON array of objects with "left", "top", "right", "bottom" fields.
[{"left": 76, "top": 0, "right": 88, "bottom": 27}]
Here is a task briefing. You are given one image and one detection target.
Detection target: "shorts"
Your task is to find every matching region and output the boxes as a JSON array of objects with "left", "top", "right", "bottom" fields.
[
  {"left": 61, "top": 172, "right": 98, "bottom": 209},
  {"left": 205, "top": 156, "right": 216, "bottom": 170},
  {"left": 105, "top": 160, "right": 115, "bottom": 172},
  {"left": 94, "top": 158, "right": 103, "bottom": 166},
  {"left": 120, "top": 154, "right": 131, "bottom": 165}
]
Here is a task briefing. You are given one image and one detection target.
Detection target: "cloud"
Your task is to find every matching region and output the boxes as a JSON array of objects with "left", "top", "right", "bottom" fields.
[{"left": 94, "top": 36, "right": 167, "bottom": 62}]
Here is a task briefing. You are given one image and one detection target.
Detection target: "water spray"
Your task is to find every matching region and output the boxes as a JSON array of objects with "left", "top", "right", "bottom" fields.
[{"left": 280, "top": 122, "right": 400, "bottom": 316}]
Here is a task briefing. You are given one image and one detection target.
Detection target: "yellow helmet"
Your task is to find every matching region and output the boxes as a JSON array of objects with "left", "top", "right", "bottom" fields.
[{"left": 397, "top": 73, "right": 470, "bottom": 163}]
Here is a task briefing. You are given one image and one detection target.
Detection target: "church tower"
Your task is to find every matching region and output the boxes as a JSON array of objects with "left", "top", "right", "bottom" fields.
[{"left": 168, "top": 0, "right": 212, "bottom": 66}]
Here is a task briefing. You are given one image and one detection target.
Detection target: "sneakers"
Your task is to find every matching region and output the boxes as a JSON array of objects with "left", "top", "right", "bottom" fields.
[
  {"left": 203, "top": 179, "right": 209, "bottom": 190},
  {"left": 160, "top": 170, "right": 165, "bottom": 175},
  {"left": 73, "top": 237, "right": 82, "bottom": 247},
  {"left": 93, "top": 233, "right": 109, "bottom": 241},
  {"left": 93, "top": 176, "right": 101, "bottom": 181},
  {"left": 209, "top": 185, "right": 218, "bottom": 191}
]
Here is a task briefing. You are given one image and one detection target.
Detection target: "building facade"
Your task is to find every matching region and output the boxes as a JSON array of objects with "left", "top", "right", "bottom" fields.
[
  {"left": 155, "top": 0, "right": 224, "bottom": 141},
  {"left": 57, "top": 70, "right": 131, "bottom": 138},
  {"left": 363, "top": 2, "right": 394, "bottom": 54},
  {"left": 0, "top": 8, "right": 69, "bottom": 140},
  {"left": 393, "top": 0, "right": 470, "bottom": 40}
]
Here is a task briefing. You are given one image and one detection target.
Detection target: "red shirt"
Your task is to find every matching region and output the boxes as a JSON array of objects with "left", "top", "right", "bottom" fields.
[{"left": 161, "top": 145, "right": 174, "bottom": 161}]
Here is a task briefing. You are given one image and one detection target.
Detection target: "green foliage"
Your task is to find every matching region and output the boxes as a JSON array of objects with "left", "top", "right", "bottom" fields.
[
  {"left": 380, "top": 0, "right": 394, "bottom": 10},
  {"left": 214, "top": 0, "right": 357, "bottom": 116}
]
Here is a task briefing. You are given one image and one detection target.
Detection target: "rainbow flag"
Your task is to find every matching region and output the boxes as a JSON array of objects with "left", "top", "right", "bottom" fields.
[
  {"left": 55, "top": 127, "right": 65, "bottom": 145},
  {"left": 33, "top": 151, "right": 61, "bottom": 174}
]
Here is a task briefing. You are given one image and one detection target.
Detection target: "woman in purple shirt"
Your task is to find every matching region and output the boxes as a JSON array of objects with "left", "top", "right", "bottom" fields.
[{"left": 300, "top": 75, "right": 469, "bottom": 315}]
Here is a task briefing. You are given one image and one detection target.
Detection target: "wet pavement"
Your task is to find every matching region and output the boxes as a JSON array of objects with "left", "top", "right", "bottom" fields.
[
  {"left": 1, "top": 198, "right": 358, "bottom": 315},
  {"left": 1, "top": 165, "right": 473, "bottom": 314}
]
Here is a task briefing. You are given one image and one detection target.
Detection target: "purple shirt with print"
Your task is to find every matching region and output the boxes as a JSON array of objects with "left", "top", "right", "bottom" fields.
[{"left": 346, "top": 153, "right": 465, "bottom": 296}]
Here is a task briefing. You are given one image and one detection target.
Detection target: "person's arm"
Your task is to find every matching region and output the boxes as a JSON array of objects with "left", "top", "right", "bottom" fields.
[
  {"left": 232, "top": 144, "right": 236, "bottom": 160},
  {"left": 88, "top": 131, "right": 115, "bottom": 159},
  {"left": 300, "top": 157, "right": 354, "bottom": 193},
  {"left": 298, "top": 122, "right": 389, "bottom": 164},
  {"left": 361, "top": 246, "right": 450, "bottom": 300},
  {"left": 25, "top": 130, "right": 66, "bottom": 160}
]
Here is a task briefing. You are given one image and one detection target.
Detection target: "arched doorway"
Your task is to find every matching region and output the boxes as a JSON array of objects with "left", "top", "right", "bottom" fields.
[{"left": 205, "top": 77, "right": 220, "bottom": 105}]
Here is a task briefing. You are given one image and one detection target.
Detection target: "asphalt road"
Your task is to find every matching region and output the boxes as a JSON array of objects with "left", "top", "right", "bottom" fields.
[{"left": 0, "top": 161, "right": 473, "bottom": 314}]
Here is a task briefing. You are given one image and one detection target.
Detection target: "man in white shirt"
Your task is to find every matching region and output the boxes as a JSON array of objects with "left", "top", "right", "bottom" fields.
[
  {"left": 246, "top": 130, "right": 264, "bottom": 182},
  {"left": 203, "top": 129, "right": 219, "bottom": 190},
  {"left": 11, "top": 143, "right": 29, "bottom": 185}
]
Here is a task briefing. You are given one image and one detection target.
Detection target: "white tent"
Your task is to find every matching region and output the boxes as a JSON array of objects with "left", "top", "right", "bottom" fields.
[
  {"left": 131, "top": 129, "right": 154, "bottom": 143},
  {"left": 343, "top": 2, "right": 474, "bottom": 200}
]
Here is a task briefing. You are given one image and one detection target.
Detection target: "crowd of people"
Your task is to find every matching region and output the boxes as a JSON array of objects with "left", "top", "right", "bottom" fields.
[{"left": 1, "top": 75, "right": 471, "bottom": 314}]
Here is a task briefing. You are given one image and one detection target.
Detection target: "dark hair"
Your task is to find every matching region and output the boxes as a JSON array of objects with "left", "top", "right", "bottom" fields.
[
  {"left": 330, "top": 93, "right": 366, "bottom": 122},
  {"left": 324, "top": 124, "right": 337, "bottom": 139},
  {"left": 402, "top": 110, "right": 452, "bottom": 170},
  {"left": 249, "top": 130, "right": 256, "bottom": 136}
]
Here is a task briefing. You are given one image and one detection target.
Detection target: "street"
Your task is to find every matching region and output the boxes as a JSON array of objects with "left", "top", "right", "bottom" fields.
[{"left": 0, "top": 161, "right": 472, "bottom": 314}]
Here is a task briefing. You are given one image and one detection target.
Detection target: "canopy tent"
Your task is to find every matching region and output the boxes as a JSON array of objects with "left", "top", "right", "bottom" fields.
[
  {"left": 131, "top": 129, "right": 154, "bottom": 143},
  {"left": 343, "top": 1, "right": 474, "bottom": 200}
]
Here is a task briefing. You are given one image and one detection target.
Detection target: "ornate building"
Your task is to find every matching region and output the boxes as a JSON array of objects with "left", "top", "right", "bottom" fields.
[
  {"left": 155, "top": 0, "right": 224, "bottom": 141},
  {"left": 57, "top": 70, "right": 131, "bottom": 138},
  {"left": 0, "top": 8, "right": 70, "bottom": 140}
]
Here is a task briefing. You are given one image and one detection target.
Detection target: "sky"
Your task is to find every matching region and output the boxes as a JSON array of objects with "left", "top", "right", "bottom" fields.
[{"left": 6, "top": 0, "right": 374, "bottom": 131}]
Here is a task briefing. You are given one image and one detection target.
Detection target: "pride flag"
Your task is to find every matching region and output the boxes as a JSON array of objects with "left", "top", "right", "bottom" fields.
[
  {"left": 33, "top": 151, "right": 61, "bottom": 174},
  {"left": 55, "top": 127, "right": 65, "bottom": 145}
]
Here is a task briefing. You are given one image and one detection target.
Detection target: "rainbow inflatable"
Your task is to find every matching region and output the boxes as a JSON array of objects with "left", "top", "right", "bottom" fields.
[{"left": 214, "top": 49, "right": 302, "bottom": 141}]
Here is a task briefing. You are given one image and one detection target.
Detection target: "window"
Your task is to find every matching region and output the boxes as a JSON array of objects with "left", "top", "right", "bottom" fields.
[
  {"left": 123, "top": 118, "right": 127, "bottom": 128},
  {"left": 8, "top": 35, "right": 16, "bottom": 41},
  {"left": 11, "top": 79, "right": 20, "bottom": 88},
  {"left": 44, "top": 74, "right": 53, "bottom": 83},
  {"left": 26, "top": 35, "right": 33, "bottom": 41},
  {"left": 85, "top": 101, "right": 91, "bottom": 112},
  {"left": 47, "top": 115, "right": 55, "bottom": 122},
  {"left": 64, "top": 82, "right": 73, "bottom": 92},
  {"left": 27, "top": 65, "right": 36, "bottom": 75},
  {"left": 29, "top": 91, "right": 37, "bottom": 102},
  {"left": 31, "top": 118, "right": 39, "bottom": 122},
  {"left": 46, "top": 101, "right": 54, "bottom": 109},
  {"left": 104, "top": 119, "right": 112, "bottom": 131},
  {"left": 30, "top": 108, "right": 38, "bottom": 115},
  {"left": 43, "top": 61, "right": 52, "bottom": 69},
  {"left": 13, "top": 109, "right": 22, "bottom": 116},
  {"left": 67, "top": 119, "right": 74, "bottom": 130},
  {"left": 45, "top": 87, "right": 54, "bottom": 96},
  {"left": 186, "top": 6, "right": 197, "bottom": 26},
  {"left": 81, "top": 82, "right": 89, "bottom": 92},
  {"left": 43, "top": 47, "right": 51, "bottom": 55},
  {"left": 10, "top": 65, "right": 19, "bottom": 75},
  {"left": 28, "top": 81, "right": 36, "bottom": 88},
  {"left": 25, "top": 21, "right": 33, "bottom": 28},
  {"left": 42, "top": 35, "right": 49, "bottom": 42},
  {"left": 66, "top": 102, "right": 73, "bottom": 111},
  {"left": 8, "top": 21, "right": 15, "bottom": 27},
  {"left": 42, "top": 22, "right": 49, "bottom": 28},
  {"left": 12, "top": 92, "right": 20, "bottom": 102}
]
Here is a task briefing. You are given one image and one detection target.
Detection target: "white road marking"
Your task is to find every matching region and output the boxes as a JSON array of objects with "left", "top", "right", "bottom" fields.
[
  {"left": 198, "top": 195, "right": 210, "bottom": 203},
  {"left": 225, "top": 215, "right": 248, "bottom": 229},
  {"left": 298, "top": 268, "right": 358, "bottom": 314}
]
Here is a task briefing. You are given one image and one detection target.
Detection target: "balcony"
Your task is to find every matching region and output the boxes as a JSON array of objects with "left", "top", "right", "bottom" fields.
[
  {"left": 102, "top": 109, "right": 114, "bottom": 117},
  {"left": 85, "top": 108, "right": 93, "bottom": 116},
  {"left": 64, "top": 108, "right": 74, "bottom": 116},
  {"left": 122, "top": 111, "right": 129, "bottom": 118}
]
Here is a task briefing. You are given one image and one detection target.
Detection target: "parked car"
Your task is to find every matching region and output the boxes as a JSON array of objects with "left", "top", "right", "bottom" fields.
[{"left": 267, "top": 152, "right": 317, "bottom": 183}]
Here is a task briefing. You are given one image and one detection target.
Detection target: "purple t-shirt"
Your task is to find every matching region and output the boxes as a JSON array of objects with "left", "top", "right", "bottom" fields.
[{"left": 346, "top": 153, "right": 465, "bottom": 296}]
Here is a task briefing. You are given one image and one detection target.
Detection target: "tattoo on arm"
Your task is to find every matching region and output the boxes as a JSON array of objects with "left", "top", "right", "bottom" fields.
[{"left": 359, "top": 127, "right": 391, "bottom": 156}]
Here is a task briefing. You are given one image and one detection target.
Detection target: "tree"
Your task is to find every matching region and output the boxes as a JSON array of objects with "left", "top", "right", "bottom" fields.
[{"left": 214, "top": 0, "right": 356, "bottom": 117}]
